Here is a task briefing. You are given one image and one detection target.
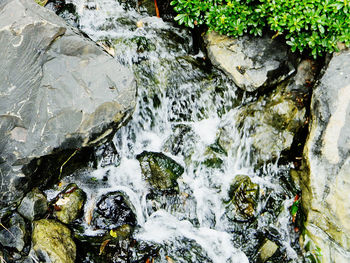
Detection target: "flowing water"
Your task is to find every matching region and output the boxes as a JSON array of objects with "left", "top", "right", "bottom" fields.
[{"left": 48, "top": 0, "right": 302, "bottom": 262}]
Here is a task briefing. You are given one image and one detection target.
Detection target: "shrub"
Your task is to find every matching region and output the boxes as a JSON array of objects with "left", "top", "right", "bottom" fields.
[{"left": 170, "top": 0, "right": 350, "bottom": 57}]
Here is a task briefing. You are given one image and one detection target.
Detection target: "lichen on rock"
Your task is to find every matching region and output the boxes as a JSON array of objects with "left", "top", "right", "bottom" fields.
[
  {"left": 137, "top": 151, "right": 184, "bottom": 191},
  {"left": 53, "top": 183, "right": 86, "bottom": 224},
  {"left": 32, "top": 219, "right": 76, "bottom": 263}
]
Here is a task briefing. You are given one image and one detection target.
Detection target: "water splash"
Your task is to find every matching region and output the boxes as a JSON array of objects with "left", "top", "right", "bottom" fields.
[{"left": 56, "top": 0, "right": 302, "bottom": 261}]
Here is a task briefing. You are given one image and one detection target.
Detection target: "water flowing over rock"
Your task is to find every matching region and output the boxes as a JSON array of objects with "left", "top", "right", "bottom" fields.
[
  {"left": 32, "top": 219, "right": 76, "bottom": 263},
  {"left": 0, "top": 0, "right": 136, "bottom": 209},
  {"left": 225, "top": 175, "right": 259, "bottom": 222},
  {"left": 0, "top": 0, "right": 313, "bottom": 261},
  {"left": 92, "top": 191, "right": 137, "bottom": 230},
  {"left": 219, "top": 59, "right": 313, "bottom": 164},
  {"left": 137, "top": 151, "right": 184, "bottom": 191},
  {"left": 204, "top": 31, "right": 295, "bottom": 92},
  {"left": 301, "top": 50, "right": 350, "bottom": 262}
]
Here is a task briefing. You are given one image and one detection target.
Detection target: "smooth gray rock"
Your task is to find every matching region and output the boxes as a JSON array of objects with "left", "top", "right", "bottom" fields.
[
  {"left": 0, "top": 0, "right": 136, "bottom": 209},
  {"left": 204, "top": 31, "right": 295, "bottom": 92},
  {"left": 18, "top": 188, "right": 48, "bottom": 221},
  {"left": 301, "top": 50, "right": 350, "bottom": 262}
]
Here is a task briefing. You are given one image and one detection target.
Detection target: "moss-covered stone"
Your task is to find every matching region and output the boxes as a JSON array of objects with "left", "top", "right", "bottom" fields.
[
  {"left": 32, "top": 219, "right": 76, "bottom": 263},
  {"left": 137, "top": 151, "right": 184, "bottom": 191},
  {"left": 219, "top": 81, "right": 306, "bottom": 164},
  {"left": 34, "top": 0, "right": 48, "bottom": 6},
  {"left": 226, "top": 175, "right": 259, "bottom": 222},
  {"left": 53, "top": 183, "right": 86, "bottom": 224},
  {"left": 201, "top": 142, "right": 227, "bottom": 169},
  {"left": 258, "top": 239, "right": 279, "bottom": 263}
]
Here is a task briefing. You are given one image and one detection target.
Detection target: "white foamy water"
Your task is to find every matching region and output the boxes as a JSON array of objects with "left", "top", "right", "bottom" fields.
[{"left": 57, "top": 0, "right": 302, "bottom": 262}]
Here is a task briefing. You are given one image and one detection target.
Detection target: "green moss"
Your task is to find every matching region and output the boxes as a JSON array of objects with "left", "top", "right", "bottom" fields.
[
  {"left": 226, "top": 175, "right": 259, "bottom": 221},
  {"left": 54, "top": 184, "right": 86, "bottom": 224},
  {"left": 34, "top": 0, "right": 48, "bottom": 6},
  {"left": 137, "top": 151, "right": 184, "bottom": 191},
  {"left": 32, "top": 219, "right": 76, "bottom": 263},
  {"left": 171, "top": 0, "right": 350, "bottom": 57}
]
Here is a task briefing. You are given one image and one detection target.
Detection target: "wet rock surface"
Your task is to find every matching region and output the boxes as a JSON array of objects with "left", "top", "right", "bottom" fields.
[
  {"left": 219, "top": 59, "right": 314, "bottom": 164},
  {"left": 0, "top": 0, "right": 136, "bottom": 209},
  {"left": 75, "top": 224, "right": 137, "bottom": 263},
  {"left": 137, "top": 151, "right": 184, "bottom": 191},
  {"left": 92, "top": 192, "right": 137, "bottom": 230},
  {"left": 204, "top": 31, "right": 295, "bottom": 92},
  {"left": 301, "top": 50, "right": 350, "bottom": 262},
  {"left": 257, "top": 239, "right": 278, "bottom": 263},
  {"left": 0, "top": 213, "right": 27, "bottom": 252},
  {"left": 226, "top": 175, "right": 259, "bottom": 222},
  {"left": 32, "top": 219, "right": 76, "bottom": 263},
  {"left": 17, "top": 188, "right": 48, "bottom": 221},
  {"left": 53, "top": 183, "right": 86, "bottom": 224}
]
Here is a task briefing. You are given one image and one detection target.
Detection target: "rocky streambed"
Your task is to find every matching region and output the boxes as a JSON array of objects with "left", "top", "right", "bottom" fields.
[{"left": 1, "top": 0, "right": 350, "bottom": 262}]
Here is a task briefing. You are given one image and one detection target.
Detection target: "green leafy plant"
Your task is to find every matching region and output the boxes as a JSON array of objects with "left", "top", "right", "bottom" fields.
[{"left": 170, "top": 0, "right": 350, "bottom": 57}]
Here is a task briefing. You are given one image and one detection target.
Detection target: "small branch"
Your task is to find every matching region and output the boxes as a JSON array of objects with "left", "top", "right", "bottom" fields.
[
  {"left": 59, "top": 149, "right": 78, "bottom": 179},
  {"left": 0, "top": 222, "right": 15, "bottom": 239},
  {"left": 154, "top": 0, "right": 160, "bottom": 18}
]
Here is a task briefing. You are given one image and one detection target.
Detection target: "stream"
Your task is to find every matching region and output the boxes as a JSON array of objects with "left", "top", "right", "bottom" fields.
[{"left": 47, "top": 0, "right": 302, "bottom": 262}]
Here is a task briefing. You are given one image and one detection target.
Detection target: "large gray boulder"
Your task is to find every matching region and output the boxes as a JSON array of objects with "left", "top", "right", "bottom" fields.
[
  {"left": 0, "top": 0, "right": 136, "bottom": 209},
  {"left": 218, "top": 60, "right": 314, "bottom": 164},
  {"left": 204, "top": 31, "right": 295, "bottom": 92},
  {"left": 301, "top": 50, "right": 350, "bottom": 262}
]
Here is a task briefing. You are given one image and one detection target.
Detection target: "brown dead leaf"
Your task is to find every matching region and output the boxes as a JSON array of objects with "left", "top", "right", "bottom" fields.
[
  {"left": 99, "top": 239, "right": 110, "bottom": 255},
  {"left": 166, "top": 256, "right": 174, "bottom": 263}
]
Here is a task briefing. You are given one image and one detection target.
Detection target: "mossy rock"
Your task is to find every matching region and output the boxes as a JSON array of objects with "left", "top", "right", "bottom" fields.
[
  {"left": 226, "top": 175, "right": 259, "bottom": 222},
  {"left": 258, "top": 239, "right": 279, "bottom": 263},
  {"left": 201, "top": 141, "right": 227, "bottom": 169},
  {"left": 32, "top": 219, "right": 76, "bottom": 263},
  {"left": 137, "top": 151, "right": 184, "bottom": 191},
  {"left": 53, "top": 183, "right": 86, "bottom": 224},
  {"left": 34, "top": 0, "right": 48, "bottom": 6}
]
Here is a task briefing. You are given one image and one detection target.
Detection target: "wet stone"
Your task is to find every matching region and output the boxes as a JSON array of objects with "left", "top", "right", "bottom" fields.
[
  {"left": 0, "top": 213, "right": 26, "bottom": 252},
  {"left": 157, "top": 237, "right": 213, "bottom": 263},
  {"left": 32, "top": 219, "right": 76, "bottom": 263},
  {"left": 257, "top": 239, "right": 279, "bottom": 263},
  {"left": 53, "top": 183, "right": 86, "bottom": 224},
  {"left": 94, "top": 142, "right": 120, "bottom": 168},
  {"left": 137, "top": 151, "right": 184, "bottom": 191},
  {"left": 226, "top": 175, "right": 259, "bottom": 222},
  {"left": 17, "top": 188, "right": 48, "bottom": 221},
  {"left": 75, "top": 225, "right": 135, "bottom": 263},
  {"left": 93, "top": 192, "right": 137, "bottom": 230}
]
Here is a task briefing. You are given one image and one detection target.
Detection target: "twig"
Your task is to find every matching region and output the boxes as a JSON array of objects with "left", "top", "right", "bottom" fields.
[
  {"left": 154, "top": 0, "right": 160, "bottom": 18},
  {"left": 59, "top": 149, "right": 78, "bottom": 179},
  {"left": 0, "top": 222, "right": 15, "bottom": 239},
  {"left": 0, "top": 256, "right": 7, "bottom": 263}
]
